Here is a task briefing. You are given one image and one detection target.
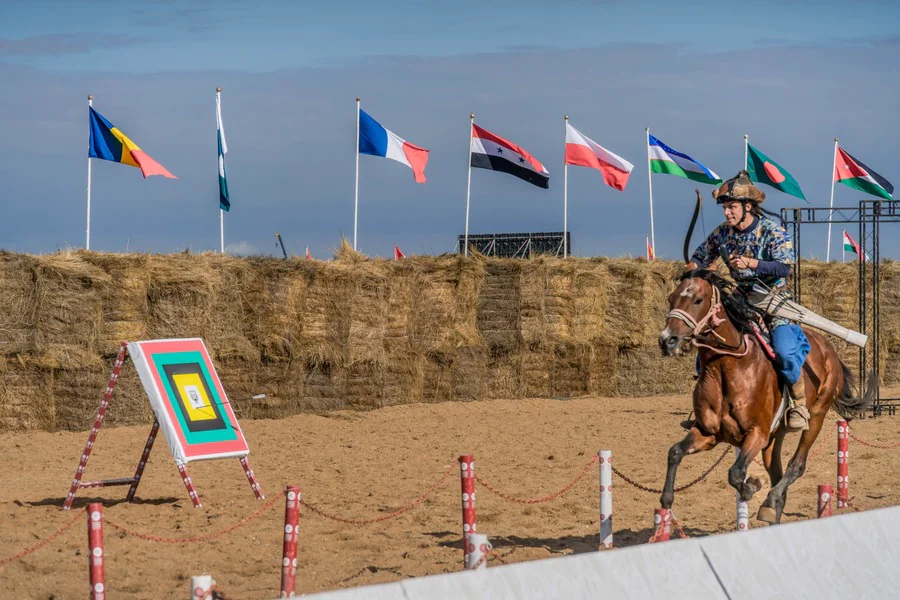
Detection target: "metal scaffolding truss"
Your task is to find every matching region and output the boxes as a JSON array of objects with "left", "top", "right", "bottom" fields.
[
  {"left": 781, "top": 199, "right": 900, "bottom": 416},
  {"left": 457, "top": 232, "right": 570, "bottom": 258}
]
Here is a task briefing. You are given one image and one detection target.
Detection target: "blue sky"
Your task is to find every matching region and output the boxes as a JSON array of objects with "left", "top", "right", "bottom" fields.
[{"left": 1, "top": 0, "right": 899, "bottom": 259}]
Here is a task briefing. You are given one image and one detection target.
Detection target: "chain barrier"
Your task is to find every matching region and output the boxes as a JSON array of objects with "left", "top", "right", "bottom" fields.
[
  {"left": 752, "top": 435, "right": 828, "bottom": 467},
  {"left": 611, "top": 447, "right": 730, "bottom": 495},
  {"left": 105, "top": 495, "right": 280, "bottom": 543},
  {"left": 848, "top": 429, "right": 900, "bottom": 450},
  {"left": 300, "top": 465, "right": 454, "bottom": 526},
  {"left": 0, "top": 512, "right": 81, "bottom": 567},
  {"left": 474, "top": 455, "right": 599, "bottom": 504},
  {"left": 647, "top": 512, "right": 689, "bottom": 544}
]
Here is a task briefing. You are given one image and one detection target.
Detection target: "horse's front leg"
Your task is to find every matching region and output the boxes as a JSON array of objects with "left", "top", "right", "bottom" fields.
[
  {"left": 729, "top": 426, "right": 768, "bottom": 502},
  {"left": 660, "top": 426, "right": 717, "bottom": 509}
]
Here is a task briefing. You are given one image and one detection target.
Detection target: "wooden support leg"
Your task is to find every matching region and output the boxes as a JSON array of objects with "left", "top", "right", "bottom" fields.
[
  {"left": 240, "top": 456, "right": 265, "bottom": 499},
  {"left": 126, "top": 419, "right": 159, "bottom": 502},
  {"left": 177, "top": 463, "right": 203, "bottom": 508}
]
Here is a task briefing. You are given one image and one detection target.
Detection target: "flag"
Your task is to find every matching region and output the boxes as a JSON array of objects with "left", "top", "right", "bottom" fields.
[
  {"left": 646, "top": 235, "right": 654, "bottom": 261},
  {"left": 358, "top": 109, "right": 429, "bottom": 183},
  {"left": 842, "top": 230, "right": 870, "bottom": 262},
  {"left": 88, "top": 107, "right": 176, "bottom": 179},
  {"left": 216, "top": 93, "right": 230, "bottom": 211},
  {"left": 470, "top": 124, "right": 550, "bottom": 188},
  {"left": 565, "top": 122, "right": 633, "bottom": 191},
  {"left": 305, "top": 245, "right": 312, "bottom": 260},
  {"left": 746, "top": 143, "right": 806, "bottom": 201},
  {"left": 834, "top": 145, "right": 893, "bottom": 200},
  {"left": 648, "top": 134, "right": 720, "bottom": 185},
  {"left": 394, "top": 243, "right": 405, "bottom": 260}
]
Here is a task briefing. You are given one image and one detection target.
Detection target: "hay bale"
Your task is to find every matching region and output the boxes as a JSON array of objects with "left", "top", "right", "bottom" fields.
[
  {"left": 0, "top": 356, "right": 51, "bottom": 430},
  {"left": 476, "top": 260, "right": 521, "bottom": 352},
  {"left": 616, "top": 347, "right": 694, "bottom": 397},
  {"left": 0, "top": 252, "right": 38, "bottom": 355},
  {"left": 80, "top": 253, "right": 150, "bottom": 356},
  {"left": 451, "top": 346, "right": 488, "bottom": 400}
]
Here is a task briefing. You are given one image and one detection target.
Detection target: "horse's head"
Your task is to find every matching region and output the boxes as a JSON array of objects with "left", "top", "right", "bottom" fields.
[{"left": 659, "top": 273, "right": 719, "bottom": 356}]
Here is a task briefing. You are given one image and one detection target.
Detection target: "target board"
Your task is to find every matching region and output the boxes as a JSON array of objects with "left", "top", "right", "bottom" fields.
[{"left": 128, "top": 338, "right": 249, "bottom": 464}]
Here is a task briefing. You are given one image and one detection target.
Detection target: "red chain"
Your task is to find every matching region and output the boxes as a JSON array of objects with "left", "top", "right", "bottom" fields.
[
  {"left": 474, "top": 455, "right": 599, "bottom": 504},
  {"left": 300, "top": 466, "right": 454, "bottom": 526},
  {"left": 611, "top": 447, "right": 730, "bottom": 495},
  {"left": 670, "top": 513, "right": 688, "bottom": 539},
  {"left": 0, "top": 512, "right": 81, "bottom": 567},
  {"left": 105, "top": 495, "right": 280, "bottom": 543},
  {"left": 848, "top": 430, "right": 900, "bottom": 450}
]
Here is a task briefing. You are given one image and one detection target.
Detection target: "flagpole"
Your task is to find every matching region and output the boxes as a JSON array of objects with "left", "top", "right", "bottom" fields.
[
  {"left": 826, "top": 138, "right": 838, "bottom": 262},
  {"left": 86, "top": 95, "right": 93, "bottom": 250},
  {"left": 464, "top": 113, "right": 474, "bottom": 257},
  {"left": 645, "top": 127, "right": 656, "bottom": 257},
  {"left": 563, "top": 115, "right": 569, "bottom": 259},
  {"left": 743, "top": 133, "right": 749, "bottom": 169},
  {"left": 218, "top": 87, "right": 225, "bottom": 254},
  {"left": 842, "top": 229, "right": 845, "bottom": 262},
  {"left": 354, "top": 97, "right": 360, "bottom": 251}
]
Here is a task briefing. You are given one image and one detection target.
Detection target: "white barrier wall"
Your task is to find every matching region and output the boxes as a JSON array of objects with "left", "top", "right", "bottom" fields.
[{"left": 294, "top": 506, "right": 900, "bottom": 600}]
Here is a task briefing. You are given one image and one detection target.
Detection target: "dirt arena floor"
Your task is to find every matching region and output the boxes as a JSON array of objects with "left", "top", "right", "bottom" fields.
[{"left": 2, "top": 392, "right": 899, "bottom": 599}]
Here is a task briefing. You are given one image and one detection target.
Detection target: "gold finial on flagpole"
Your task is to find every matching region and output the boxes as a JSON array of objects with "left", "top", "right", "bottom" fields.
[
  {"left": 356, "top": 97, "right": 361, "bottom": 102},
  {"left": 87, "top": 95, "right": 93, "bottom": 100},
  {"left": 470, "top": 113, "right": 475, "bottom": 119},
  {"left": 216, "top": 87, "right": 222, "bottom": 93}
]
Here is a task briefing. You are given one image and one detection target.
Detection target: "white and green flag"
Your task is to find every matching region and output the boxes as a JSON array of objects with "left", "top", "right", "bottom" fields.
[
  {"left": 216, "top": 92, "right": 230, "bottom": 211},
  {"left": 648, "top": 134, "right": 721, "bottom": 185}
]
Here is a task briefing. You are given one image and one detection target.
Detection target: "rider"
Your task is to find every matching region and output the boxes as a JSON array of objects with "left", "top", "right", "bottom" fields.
[{"left": 684, "top": 170, "right": 811, "bottom": 432}]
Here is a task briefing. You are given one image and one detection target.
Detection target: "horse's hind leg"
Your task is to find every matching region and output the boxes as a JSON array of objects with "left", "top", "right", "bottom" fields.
[
  {"left": 660, "top": 427, "right": 717, "bottom": 509},
  {"left": 758, "top": 418, "right": 823, "bottom": 524},
  {"left": 729, "top": 427, "right": 768, "bottom": 502}
]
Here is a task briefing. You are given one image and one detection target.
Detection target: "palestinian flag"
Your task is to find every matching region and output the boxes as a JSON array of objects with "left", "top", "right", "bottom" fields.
[
  {"left": 835, "top": 145, "right": 893, "bottom": 200},
  {"left": 746, "top": 143, "right": 806, "bottom": 201},
  {"left": 470, "top": 124, "right": 550, "bottom": 189}
]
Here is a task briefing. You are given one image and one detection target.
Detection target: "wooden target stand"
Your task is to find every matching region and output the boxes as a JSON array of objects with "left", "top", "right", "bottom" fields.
[{"left": 63, "top": 342, "right": 264, "bottom": 510}]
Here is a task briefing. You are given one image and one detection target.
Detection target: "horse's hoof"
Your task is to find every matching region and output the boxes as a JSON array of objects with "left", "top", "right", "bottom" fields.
[{"left": 756, "top": 506, "right": 777, "bottom": 524}]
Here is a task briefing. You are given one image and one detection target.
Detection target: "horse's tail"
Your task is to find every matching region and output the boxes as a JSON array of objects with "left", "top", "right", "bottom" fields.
[{"left": 833, "top": 361, "right": 876, "bottom": 421}]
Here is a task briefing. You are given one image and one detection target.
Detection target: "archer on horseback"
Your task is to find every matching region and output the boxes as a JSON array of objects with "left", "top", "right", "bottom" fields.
[{"left": 683, "top": 171, "right": 810, "bottom": 431}]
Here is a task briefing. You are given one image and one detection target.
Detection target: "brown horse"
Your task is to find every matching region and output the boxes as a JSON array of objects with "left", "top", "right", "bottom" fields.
[{"left": 658, "top": 270, "right": 873, "bottom": 523}]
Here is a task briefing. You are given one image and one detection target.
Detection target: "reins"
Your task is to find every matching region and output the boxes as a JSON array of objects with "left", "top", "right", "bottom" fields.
[{"left": 666, "top": 284, "right": 751, "bottom": 357}]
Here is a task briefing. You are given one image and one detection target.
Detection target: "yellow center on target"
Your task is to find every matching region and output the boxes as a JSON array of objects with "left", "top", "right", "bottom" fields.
[{"left": 172, "top": 373, "right": 217, "bottom": 421}]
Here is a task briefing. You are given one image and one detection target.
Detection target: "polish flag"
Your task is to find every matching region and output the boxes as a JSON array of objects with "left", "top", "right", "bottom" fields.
[
  {"left": 565, "top": 122, "right": 634, "bottom": 191},
  {"left": 394, "top": 243, "right": 405, "bottom": 260},
  {"left": 359, "top": 109, "right": 429, "bottom": 183}
]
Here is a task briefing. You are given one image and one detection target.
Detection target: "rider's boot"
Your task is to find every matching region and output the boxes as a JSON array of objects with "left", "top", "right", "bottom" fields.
[{"left": 787, "top": 378, "right": 810, "bottom": 432}]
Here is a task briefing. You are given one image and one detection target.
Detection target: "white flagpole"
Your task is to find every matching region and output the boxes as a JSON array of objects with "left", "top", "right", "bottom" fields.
[
  {"left": 86, "top": 95, "right": 93, "bottom": 250},
  {"left": 354, "top": 97, "right": 360, "bottom": 251},
  {"left": 217, "top": 87, "right": 225, "bottom": 254},
  {"left": 842, "top": 229, "right": 846, "bottom": 262},
  {"left": 646, "top": 127, "right": 656, "bottom": 257},
  {"left": 563, "top": 115, "right": 569, "bottom": 259},
  {"left": 744, "top": 133, "right": 749, "bottom": 169},
  {"left": 826, "top": 138, "right": 838, "bottom": 262},
  {"left": 464, "top": 113, "right": 474, "bottom": 257}
]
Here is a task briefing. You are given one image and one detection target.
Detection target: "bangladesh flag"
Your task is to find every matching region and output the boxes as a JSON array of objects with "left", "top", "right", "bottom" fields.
[
  {"left": 746, "top": 143, "right": 806, "bottom": 201},
  {"left": 834, "top": 145, "right": 893, "bottom": 200}
]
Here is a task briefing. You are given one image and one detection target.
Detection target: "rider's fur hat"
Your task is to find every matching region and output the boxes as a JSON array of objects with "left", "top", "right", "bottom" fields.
[{"left": 712, "top": 170, "right": 766, "bottom": 204}]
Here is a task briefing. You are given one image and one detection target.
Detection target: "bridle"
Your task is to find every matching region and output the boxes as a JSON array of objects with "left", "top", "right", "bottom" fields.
[{"left": 666, "top": 281, "right": 751, "bottom": 357}]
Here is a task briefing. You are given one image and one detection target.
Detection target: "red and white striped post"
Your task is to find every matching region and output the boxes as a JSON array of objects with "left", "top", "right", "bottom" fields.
[
  {"left": 652, "top": 508, "right": 671, "bottom": 542},
  {"left": 64, "top": 343, "right": 128, "bottom": 511},
  {"left": 240, "top": 456, "right": 265, "bottom": 500},
  {"left": 280, "top": 485, "right": 301, "bottom": 598},
  {"left": 598, "top": 450, "right": 613, "bottom": 548},
  {"left": 459, "top": 454, "right": 476, "bottom": 569},
  {"left": 125, "top": 419, "right": 159, "bottom": 502},
  {"left": 837, "top": 420, "right": 849, "bottom": 508},
  {"left": 87, "top": 503, "right": 105, "bottom": 600},
  {"left": 735, "top": 448, "right": 749, "bottom": 531},
  {"left": 817, "top": 484, "right": 834, "bottom": 518},
  {"left": 177, "top": 463, "right": 203, "bottom": 508}
]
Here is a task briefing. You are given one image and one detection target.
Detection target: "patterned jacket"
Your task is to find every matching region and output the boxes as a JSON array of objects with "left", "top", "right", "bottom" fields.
[{"left": 690, "top": 216, "right": 794, "bottom": 292}]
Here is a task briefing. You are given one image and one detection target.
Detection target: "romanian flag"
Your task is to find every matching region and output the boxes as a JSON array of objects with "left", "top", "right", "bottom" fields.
[{"left": 88, "top": 107, "right": 176, "bottom": 179}]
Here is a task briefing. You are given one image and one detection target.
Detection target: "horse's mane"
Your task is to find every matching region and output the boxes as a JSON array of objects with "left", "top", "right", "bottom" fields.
[{"left": 680, "top": 270, "right": 760, "bottom": 334}]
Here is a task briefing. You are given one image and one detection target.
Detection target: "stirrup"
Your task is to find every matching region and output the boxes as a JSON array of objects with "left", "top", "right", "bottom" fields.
[{"left": 786, "top": 405, "right": 810, "bottom": 432}]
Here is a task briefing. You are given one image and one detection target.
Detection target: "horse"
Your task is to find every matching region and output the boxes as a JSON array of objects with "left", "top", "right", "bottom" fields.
[{"left": 658, "top": 269, "right": 873, "bottom": 523}]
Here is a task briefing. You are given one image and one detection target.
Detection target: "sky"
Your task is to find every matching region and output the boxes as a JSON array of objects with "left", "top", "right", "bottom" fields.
[{"left": 1, "top": 0, "right": 899, "bottom": 260}]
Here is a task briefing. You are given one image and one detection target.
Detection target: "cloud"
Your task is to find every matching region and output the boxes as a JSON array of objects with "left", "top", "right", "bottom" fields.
[{"left": 0, "top": 33, "right": 146, "bottom": 57}]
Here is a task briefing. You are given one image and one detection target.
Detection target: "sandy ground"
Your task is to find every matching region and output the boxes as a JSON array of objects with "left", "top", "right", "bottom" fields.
[{"left": 1, "top": 393, "right": 899, "bottom": 599}]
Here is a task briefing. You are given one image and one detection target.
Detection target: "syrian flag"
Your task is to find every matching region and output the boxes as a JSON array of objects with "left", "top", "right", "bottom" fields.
[
  {"left": 216, "top": 93, "right": 230, "bottom": 211},
  {"left": 565, "top": 122, "right": 633, "bottom": 191},
  {"left": 842, "top": 230, "right": 870, "bottom": 262},
  {"left": 834, "top": 145, "right": 893, "bottom": 200},
  {"left": 394, "top": 243, "right": 405, "bottom": 260},
  {"left": 470, "top": 124, "right": 550, "bottom": 188},
  {"left": 359, "top": 109, "right": 429, "bottom": 183},
  {"left": 746, "top": 143, "right": 806, "bottom": 201}
]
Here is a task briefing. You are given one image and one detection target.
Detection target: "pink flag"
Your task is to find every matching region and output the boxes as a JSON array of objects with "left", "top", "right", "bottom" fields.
[
  {"left": 394, "top": 243, "right": 405, "bottom": 260},
  {"left": 565, "top": 122, "right": 634, "bottom": 191}
]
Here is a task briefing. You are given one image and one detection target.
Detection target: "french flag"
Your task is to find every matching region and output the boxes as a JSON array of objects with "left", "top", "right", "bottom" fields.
[{"left": 358, "top": 109, "right": 429, "bottom": 183}]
